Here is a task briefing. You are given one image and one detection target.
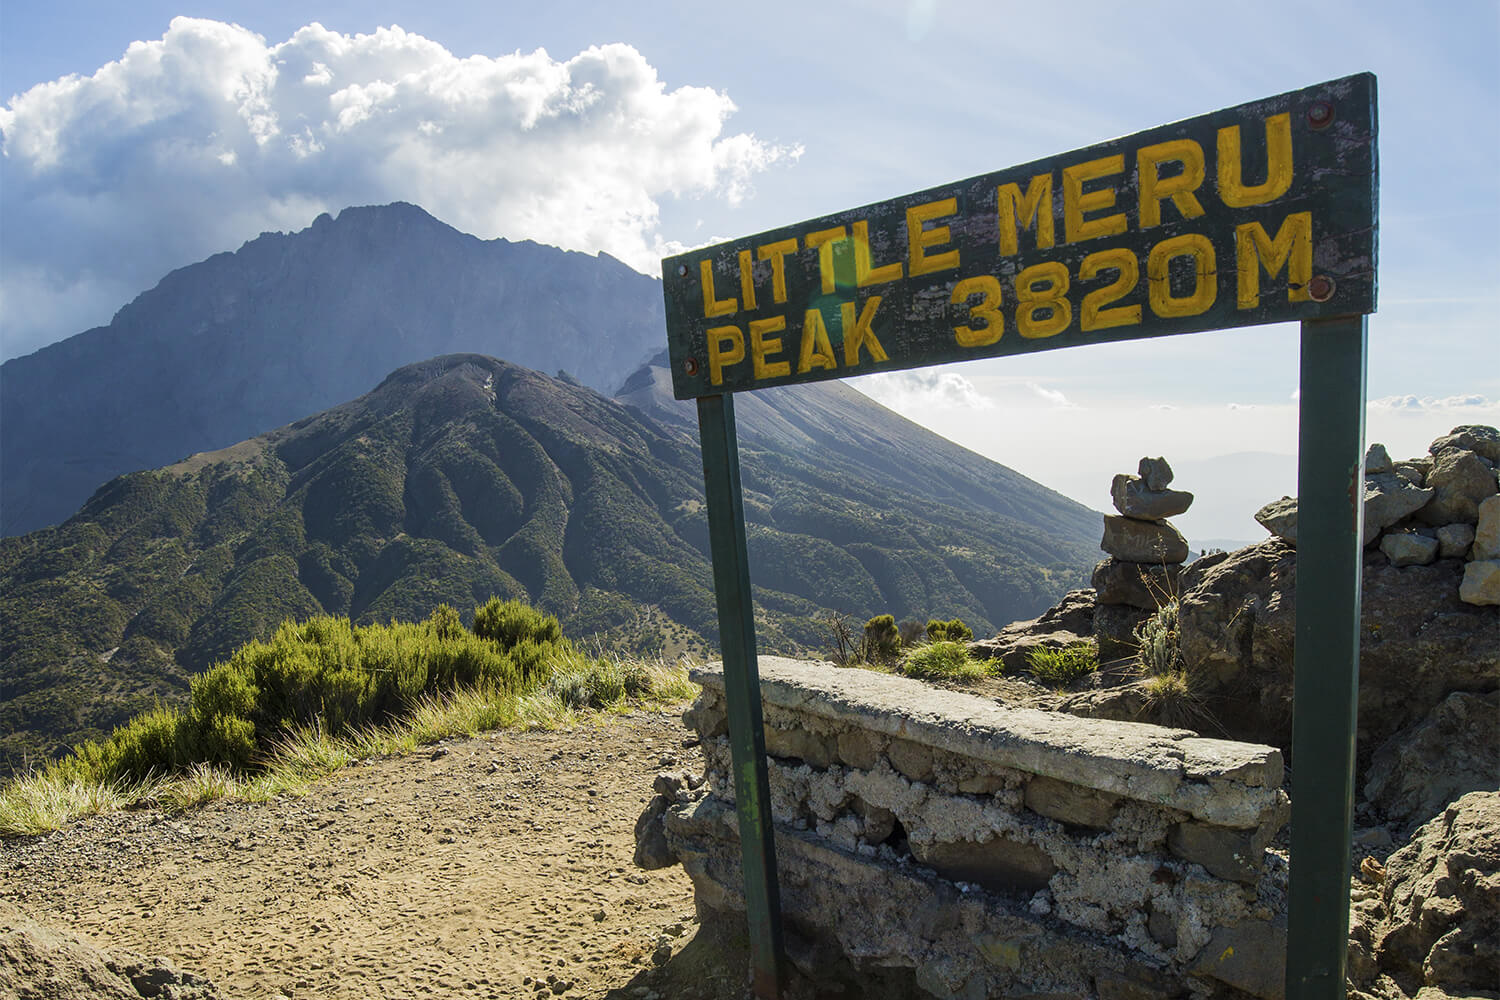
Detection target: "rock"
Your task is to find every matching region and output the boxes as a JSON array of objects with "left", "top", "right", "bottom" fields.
[
  {"left": 1365, "top": 473, "right": 1436, "bottom": 543},
  {"left": 968, "top": 590, "right": 1095, "bottom": 668},
  {"left": 1376, "top": 791, "right": 1500, "bottom": 994},
  {"left": 1090, "top": 559, "right": 1180, "bottom": 610},
  {"left": 1366, "top": 443, "right": 1395, "bottom": 474},
  {"left": 1139, "top": 456, "right": 1174, "bottom": 491},
  {"left": 634, "top": 793, "right": 678, "bottom": 870},
  {"left": 969, "top": 629, "right": 1093, "bottom": 676},
  {"left": 1436, "top": 523, "right": 1476, "bottom": 559},
  {"left": 1364, "top": 691, "right": 1500, "bottom": 828},
  {"left": 1093, "top": 603, "right": 1150, "bottom": 662},
  {"left": 1460, "top": 560, "right": 1500, "bottom": 605},
  {"left": 0, "top": 919, "right": 225, "bottom": 1000},
  {"left": 1380, "top": 532, "right": 1440, "bottom": 567},
  {"left": 1430, "top": 424, "right": 1500, "bottom": 462},
  {"left": 1450, "top": 423, "right": 1500, "bottom": 462},
  {"left": 1189, "top": 920, "right": 1286, "bottom": 1000},
  {"left": 1176, "top": 539, "right": 1499, "bottom": 753},
  {"left": 1474, "top": 496, "right": 1500, "bottom": 561},
  {"left": 1393, "top": 463, "right": 1427, "bottom": 487},
  {"left": 1254, "top": 497, "right": 1298, "bottom": 544},
  {"left": 1024, "top": 775, "right": 1120, "bottom": 829},
  {"left": 1167, "top": 820, "right": 1276, "bottom": 884},
  {"left": 1100, "top": 516, "right": 1189, "bottom": 564},
  {"left": 1416, "top": 447, "right": 1498, "bottom": 526},
  {"left": 1110, "top": 474, "right": 1193, "bottom": 520}
]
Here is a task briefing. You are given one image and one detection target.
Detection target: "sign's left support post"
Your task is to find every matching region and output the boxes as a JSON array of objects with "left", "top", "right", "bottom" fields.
[{"left": 696, "top": 392, "right": 787, "bottom": 1000}]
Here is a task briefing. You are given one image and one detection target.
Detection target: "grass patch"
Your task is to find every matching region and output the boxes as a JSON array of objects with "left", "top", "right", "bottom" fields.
[
  {"left": 900, "top": 641, "right": 988, "bottom": 683},
  {"left": 0, "top": 598, "right": 699, "bottom": 837},
  {"left": 1026, "top": 640, "right": 1100, "bottom": 688}
]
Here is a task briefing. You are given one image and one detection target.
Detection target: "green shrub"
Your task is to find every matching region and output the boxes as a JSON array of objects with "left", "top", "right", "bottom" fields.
[
  {"left": 924, "top": 618, "right": 974, "bottom": 643},
  {"left": 473, "top": 598, "right": 563, "bottom": 649},
  {"left": 902, "top": 641, "right": 987, "bottom": 682},
  {"left": 1133, "top": 600, "right": 1182, "bottom": 677},
  {"left": 861, "top": 614, "right": 901, "bottom": 664},
  {"left": 1027, "top": 641, "right": 1100, "bottom": 688}
]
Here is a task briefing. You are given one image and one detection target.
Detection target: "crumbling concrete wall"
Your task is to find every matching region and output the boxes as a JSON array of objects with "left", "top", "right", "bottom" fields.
[{"left": 645, "top": 657, "right": 1295, "bottom": 999}]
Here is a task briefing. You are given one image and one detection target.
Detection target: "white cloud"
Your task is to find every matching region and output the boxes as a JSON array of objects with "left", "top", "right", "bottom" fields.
[
  {"left": 1368, "top": 393, "right": 1492, "bottom": 410},
  {"left": 852, "top": 368, "right": 994, "bottom": 413},
  {"left": 1026, "top": 382, "right": 1073, "bottom": 407},
  {"left": 0, "top": 18, "right": 800, "bottom": 359}
]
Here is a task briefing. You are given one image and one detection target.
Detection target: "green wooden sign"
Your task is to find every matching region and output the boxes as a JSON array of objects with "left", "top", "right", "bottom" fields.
[
  {"left": 664, "top": 73, "right": 1375, "bottom": 399},
  {"left": 671, "top": 73, "right": 1377, "bottom": 1000}
]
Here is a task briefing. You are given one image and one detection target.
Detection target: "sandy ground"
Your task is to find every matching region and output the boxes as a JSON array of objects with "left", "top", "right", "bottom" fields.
[{"left": 0, "top": 708, "right": 757, "bottom": 1000}]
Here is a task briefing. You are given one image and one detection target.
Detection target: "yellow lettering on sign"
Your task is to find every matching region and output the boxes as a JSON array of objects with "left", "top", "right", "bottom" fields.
[
  {"left": 997, "top": 174, "right": 1054, "bottom": 256},
  {"left": 1063, "top": 154, "right": 1127, "bottom": 244},
  {"left": 699, "top": 259, "right": 737, "bottom": 318},
  {"left": 797, "top": 308, "right": 838, "bottom": 373},
  {"left": 906, "top": 198, "right": 961, "bottom": 277},
  {"left": 841, "top": 296, "right": 889, "bottom": 365},
  {"left": 1148, "top": 233, "right": 1217, "bottom": 318},
  {"left": 738, "top": 249, "right": 758, "bottom": 311},
  {"left": 1080, "top": 248, "right": 1141, "bottom": 330},
  {"left": 805, "top": 226, "right": 848, "bottom": 295},
  {"left": 951, "top": 275, "right": 1004, "bottom": 347},
  {"left": 707, "top": 325, "right": 744, "bottom": 385},
  {"left": 853, "top": 220, "right": 904, "bottom": 287},
  {"left": 757, "top": 238, "right": 799, "bottom": 304},
  {"left": 1218, "top": 112, "right": 1294, "bottom": 208},
  {"left": 749, "top": 316, "right": 789, "bottom": 380},
  {"left": 1138, "top": 139, "right": 1207, "bottom": 229},
  {"left": 1015, "top": 261, "right": 1072, "bottom": 338},
  {"left": 1236, "top": 212, "right": 1313, "bottom": 308}
]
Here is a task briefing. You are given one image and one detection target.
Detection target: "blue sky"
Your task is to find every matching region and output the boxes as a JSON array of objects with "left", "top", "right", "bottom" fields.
[{"left": 3, "top": 1, "right": 1497, "bottom": 541}]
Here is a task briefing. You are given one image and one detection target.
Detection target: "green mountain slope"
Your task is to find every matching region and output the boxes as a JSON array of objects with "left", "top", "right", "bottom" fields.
[{"left": 1, "top": 355, "right": 1098, "bottom": 772}]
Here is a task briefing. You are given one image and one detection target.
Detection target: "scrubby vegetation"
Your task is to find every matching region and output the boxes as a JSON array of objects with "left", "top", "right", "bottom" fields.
[
  {"left": 0, "top": 599, "right": 695, "bottom": 836},
  {"left": 1026, "top": 640, "right": 1100, "bottom": 688},
  {"left": 901, "top": 641, "right": 987, "bottom": 682},
  {"left": 1132, "top": 600, "right": 1214, "bottom": 728}
]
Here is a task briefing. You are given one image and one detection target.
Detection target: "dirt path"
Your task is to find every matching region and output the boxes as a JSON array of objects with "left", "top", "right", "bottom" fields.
[{"left": 1, "top": 708, "right": 753, "bottom": 1000}]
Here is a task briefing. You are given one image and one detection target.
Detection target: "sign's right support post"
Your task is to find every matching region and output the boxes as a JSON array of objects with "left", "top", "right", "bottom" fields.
[{"left": 1286, "top": 314, "right": 1368, "bottom": 999}]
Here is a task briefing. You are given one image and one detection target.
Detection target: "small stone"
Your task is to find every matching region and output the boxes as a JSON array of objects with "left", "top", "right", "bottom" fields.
[
  {"left": 835, "top": 729, "right": 881, "bottom": 771},
  {"left": 1379, "top": 532, "right": 1439, "bottom": 567},
  {"left": 1168, "top": 821, "right": 1273, "bottom": 883},
  {"left": 429, "top": 747, "right": 449, "bottom": 760},
  {"left": 1436, "top": 522, "right": 1476, "bottom": 559},
  {"left": 1473, "top": 495, "right": 1500, "bottom": 560},
  {"left": 1110, "top": 474, "right": 1193, "bottom": 519},
  {"left": 1364, "top": 472, "right": 1435, "bottom": 543},
  {"left": 1254, "top": 496, "right": 1299, "bottom": 545},
  {"left": 887, "top": 739, "right": 935, "bottom": 783},
  {"left": 1189, "top": 921, "right": 1286, "bottom": 1000},
  {"left": 1365, "top": 442, "right": 1394, "bottom": 474},
  {"left": 651, "top": 941, "right": 673, "bottom": 967},
  {"left": 1024, "top": 775, "right": 1119, "bottom": 829},
  {"left": 1138, "top": 456, "right": 1174, "bottom": 490},
  {"left": 1458, "top": 559, "right": 1500, "bottom": 605}
]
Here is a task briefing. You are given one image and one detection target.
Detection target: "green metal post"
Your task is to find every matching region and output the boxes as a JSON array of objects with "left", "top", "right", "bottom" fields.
[
  {"left": 695, "top": 392, "right": 786, "bottom": 1000},
  {"left": 1286, "top": 315, "right": 1367, "bottom": 998}
]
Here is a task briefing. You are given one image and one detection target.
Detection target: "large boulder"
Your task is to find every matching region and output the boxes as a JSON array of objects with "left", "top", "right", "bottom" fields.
[
  {"left": 1375, "top": 791, "right": 1500, "bottom": 995},
  {"left": 968, "top": 589, "right": 1096, "bottom": 672},
  {"left": 1416, "top": 447, "right": 1498, "bottom": 526},
  {"left": 1364, "top": 691, "right": 1500, "bottom": 829},
  {"left": 1176, "top": 540, "right": 1499, "bottom": 753}
]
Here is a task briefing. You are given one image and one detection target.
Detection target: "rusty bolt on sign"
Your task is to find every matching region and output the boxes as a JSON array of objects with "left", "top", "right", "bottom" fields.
[
  {"left": 1307, "top": 100, "right": 1336, "bottom": 130},
  {"left": 683, "top": 357, "right": 700, "bottom": 376},
  {"left": 1308, "top": 275, "right": 1337, "bottom": 302}
]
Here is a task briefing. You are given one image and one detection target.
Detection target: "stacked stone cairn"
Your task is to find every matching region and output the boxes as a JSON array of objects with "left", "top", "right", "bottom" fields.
[
  {"left": 1254, "top": 423, "right": 1500, "bottom": 606},
  {"left": 1092, "top": 456, "right": 1193, "bottom": 659}
]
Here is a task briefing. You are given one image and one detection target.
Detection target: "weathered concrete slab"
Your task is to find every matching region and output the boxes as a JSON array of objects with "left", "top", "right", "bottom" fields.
[{"left": 694, "top": 657, "right": 1284, "bottom": 828}]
